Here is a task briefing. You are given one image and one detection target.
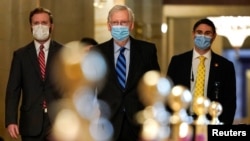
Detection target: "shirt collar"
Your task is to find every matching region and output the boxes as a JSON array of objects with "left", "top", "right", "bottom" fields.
[
  {"left": 114, "top": 40, "right": 131, "bottom": 53},
  {"left": 34, "top": 39, "right": 51, "bottom": 51},
  {"left": 193, "top": 49, "right": 211, "bottom": 60}
]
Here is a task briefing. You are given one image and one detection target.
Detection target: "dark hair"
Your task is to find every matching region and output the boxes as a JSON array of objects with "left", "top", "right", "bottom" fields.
[
  {"left": 29, "top": 7, "right": 53, "bottom": 24},
  {"left": 80, "top": 37, "right": 98, "bottom": 46},
  {"left": 193, "top": 18, "right": 216, "bottom": 34}
]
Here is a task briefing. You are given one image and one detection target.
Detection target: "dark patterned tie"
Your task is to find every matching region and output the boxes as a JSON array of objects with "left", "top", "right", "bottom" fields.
[
  {"left": 116, "top": 47, "right": 126, "bottom": 89},
  {"left": 38, "top": 44, "right": 46, "bottom": 80}
]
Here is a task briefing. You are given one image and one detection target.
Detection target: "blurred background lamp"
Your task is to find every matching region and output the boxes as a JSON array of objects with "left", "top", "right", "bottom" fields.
[
  {"left": 161, "top": 23, "right": 168, "bottom": 33},
  {"left": 208, "top": 16, "right": 250, "bottom": 48}
]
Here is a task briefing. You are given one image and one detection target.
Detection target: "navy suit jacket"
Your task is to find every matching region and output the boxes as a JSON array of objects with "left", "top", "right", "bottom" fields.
[
  {"left": 167, "top": 50, "right": 236, "bottom": 124},
  {"left": 95, "top": 37, "right": 160, "bottom": 140},
  {"left": 5, "top": 40, "right": 62, "bottom": 136}
]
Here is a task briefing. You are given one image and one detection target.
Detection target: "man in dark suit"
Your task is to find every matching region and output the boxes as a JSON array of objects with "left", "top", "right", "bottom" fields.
[
  {"left": 167, "top": 18, "right": 236, "bottom": 124},
  {"left": 94, "top": 5, "right": 160, "bottom": 141},
  {"left": 5, "top": 7, "right": 62, "bottom": 141}
]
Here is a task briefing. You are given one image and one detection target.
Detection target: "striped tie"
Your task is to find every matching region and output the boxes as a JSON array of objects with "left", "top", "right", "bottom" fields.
[
  {"left": 38, "top": 44, "right": 46, "bottom": 80},
  {"left": 194, "top": 56, "right": 206, "bottom": 97},
  {"left": 116, "top": 47, "right": 126, "bottom": 89}
]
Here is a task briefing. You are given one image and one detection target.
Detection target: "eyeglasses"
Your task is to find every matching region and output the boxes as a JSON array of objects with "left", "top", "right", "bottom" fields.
[{"left": 109, "top": 21, "right": 130, "bottom": 26}]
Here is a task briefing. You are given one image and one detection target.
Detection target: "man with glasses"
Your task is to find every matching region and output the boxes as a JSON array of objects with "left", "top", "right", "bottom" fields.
[
  {"left": 94, "top": 4, "right": 160, "bottom": 141},
  {"left": 167, "top": 18, "right": 236, "bottom": 125}
]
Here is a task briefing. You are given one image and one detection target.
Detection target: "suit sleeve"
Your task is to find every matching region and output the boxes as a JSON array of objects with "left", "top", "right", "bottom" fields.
[
  {"left": 5, "top": 51, "right": 22, "bottom": 127},
  {"left": 219, "top": 61, "right": 236, "bottom": 124},
  {"left": 167, "top": 56, "right": 177, "bottom": 83},
  {"left": 150, "top": 44, "right": 161, "bottom": 71}
]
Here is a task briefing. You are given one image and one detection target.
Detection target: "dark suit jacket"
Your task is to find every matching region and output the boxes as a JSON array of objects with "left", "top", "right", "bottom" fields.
[
  {"left": 95, "top": 37, "right": 160, "bottom": 140},
  {"left": 5, "top": 40, "right": 62, "bottom": 136},
  {"left": 167, "top": 50, "right": 236, "bottom": 124}
]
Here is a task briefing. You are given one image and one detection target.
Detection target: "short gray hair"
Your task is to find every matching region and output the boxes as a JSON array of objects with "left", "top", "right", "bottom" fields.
[{"left": 107, "top": 5, "right": 135, "bottom": 23}]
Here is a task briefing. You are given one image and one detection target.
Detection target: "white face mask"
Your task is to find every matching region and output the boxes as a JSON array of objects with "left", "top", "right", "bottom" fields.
[{"left": 32, "top": 24, "right": 50, "bottom": 41}]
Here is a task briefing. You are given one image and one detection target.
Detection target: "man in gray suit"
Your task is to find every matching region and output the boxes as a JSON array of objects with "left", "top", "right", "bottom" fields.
[{"left": 5, "top": 7, "right": 62, "bottom": 141}]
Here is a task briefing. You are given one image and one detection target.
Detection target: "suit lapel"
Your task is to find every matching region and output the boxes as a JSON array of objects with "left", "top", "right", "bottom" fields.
[
  {"left": 104, "top": 40, "right": 121, "bottom": 89},
  {"left": 184, "top": 51, "right": 193, "bottom": 89},
  {"left": 207, "top": 52, "right": 218, "bottom": 98},
  {"left": 126, "top": 39, "right": 140, "bottom": 90},
  {"left": 46, "top": 40, "right": 63, "bottom": 82},
  {"left": 28, "top": 42, "right": 42, "bottom": 80}
]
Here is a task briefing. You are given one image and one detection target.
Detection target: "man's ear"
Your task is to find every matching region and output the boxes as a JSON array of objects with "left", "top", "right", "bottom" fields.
[
  {"left": 107, "top": 22, "right": 111, "bottom": 31},
  {"left": 30, "top": 25, "right": 33, "bottom": 33},
  {"left": 212, "top": 33, "right": 217, "bottom": 41},
  {"left": 192, "top": 31, "right": 196, "bottom": 39},
  {"left": 130, "top": 22, "right": 134, "bottom": 31},
  {"left": 50, "top": 24, "right": 54, "bottom": 33}
]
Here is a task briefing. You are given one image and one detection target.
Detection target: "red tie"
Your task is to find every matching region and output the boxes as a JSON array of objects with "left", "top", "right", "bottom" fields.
[{"left": 38, "top": 44, "right": 46, "bottom": 80}]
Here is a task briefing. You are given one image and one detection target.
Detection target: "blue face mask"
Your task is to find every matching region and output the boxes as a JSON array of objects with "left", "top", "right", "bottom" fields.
[
  {"left": 111, "top": 26, "right": 130, "bottom": 41},
  {"left": 194, "top": 34, "right": 212, "bottom": 50}
]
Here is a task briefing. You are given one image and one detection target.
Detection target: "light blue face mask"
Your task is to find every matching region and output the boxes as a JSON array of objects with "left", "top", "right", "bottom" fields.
[
  {"left": 111, "top": 26, "right": 130, "bottom": 41},
  {"left": 194, "top": 34, "right": 212, "bottom": 50}
]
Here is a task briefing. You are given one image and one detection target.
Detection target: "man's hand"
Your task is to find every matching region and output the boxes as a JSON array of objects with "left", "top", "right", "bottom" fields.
[{"left": 7, "top": 124, "right": 19, "bottom": 139}]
